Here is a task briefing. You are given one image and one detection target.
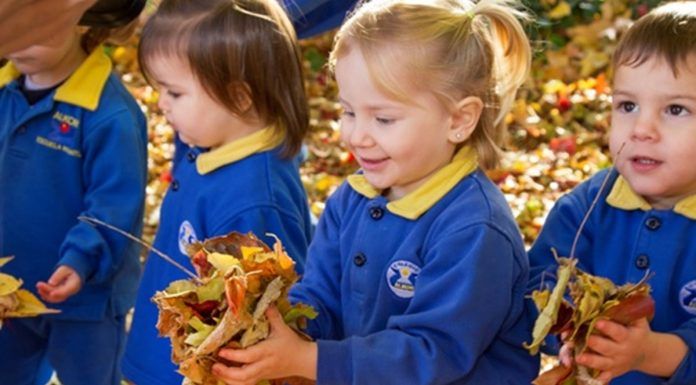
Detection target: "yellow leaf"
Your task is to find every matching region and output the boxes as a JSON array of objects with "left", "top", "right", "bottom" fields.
[
  {"left": 207, "top": 252, "right": 242, "bottom": 275},
  {"left": 6, "top": 289, "right": 60, "bottom": 317},
  {"left": 0, "top": 256, "right": 14, "bottom": 268},
  {"left": 525, "top": 257, "right": 576, "bottom": 355},
  {"left": 241, "top": 246, "right": 264, "bottom": 261},
  {"left": 0, "top": 272, "right": 22, "bottom": 296},
  {"left": 548, "top": 1, "right": 571, "bottom": 19}
]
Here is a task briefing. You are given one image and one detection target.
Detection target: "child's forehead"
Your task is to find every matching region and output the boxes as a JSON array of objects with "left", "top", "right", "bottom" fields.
[{"left": 615, "top": 53, "right": 696, "bottom": 80}]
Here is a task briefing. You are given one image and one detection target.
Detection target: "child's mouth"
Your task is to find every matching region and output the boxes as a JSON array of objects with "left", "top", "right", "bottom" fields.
[
  {"left": 630, "top": 156, "right": 662, "bottom": 171},
  {"left": 359, "top": 156, "right": 389, "bottom": 171}
]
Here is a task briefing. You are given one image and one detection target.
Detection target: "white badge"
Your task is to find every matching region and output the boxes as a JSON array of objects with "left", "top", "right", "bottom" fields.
[
  {"left": 178, "top": 220, "right": 198, "bottom": 256},
  {"left": 386, "top": 260, "right": 421, "bottom": 299}
]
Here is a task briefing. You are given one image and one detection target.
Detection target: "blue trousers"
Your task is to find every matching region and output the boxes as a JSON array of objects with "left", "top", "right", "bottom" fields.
[{"left": 0, "top": 312, "right": 126, "bottom": 385}]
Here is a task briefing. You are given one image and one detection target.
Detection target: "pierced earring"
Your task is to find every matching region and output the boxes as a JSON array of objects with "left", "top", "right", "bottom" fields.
[{"left": 455, "top": 133, "right": 462, "bottom": 140}]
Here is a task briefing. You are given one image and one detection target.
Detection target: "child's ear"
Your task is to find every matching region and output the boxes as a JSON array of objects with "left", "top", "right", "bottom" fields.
[
  {"left": 229, "top": 82, "right": 254, "bottom": 114},
  {"left": 448, "top": 96, "right": 483, "bottom": 143}
]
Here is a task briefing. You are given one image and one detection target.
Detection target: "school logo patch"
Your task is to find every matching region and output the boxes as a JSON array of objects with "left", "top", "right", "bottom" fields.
[
  {"left": 679, "top": 280, "right": 696, "bottom": 315},
  {"left": 386, "top": 260, "right": 420, "bottom": 299},
  {"left": 49, "top": 111, "right": 79, "bottom": 145},
  {"left": 178, "top": 220, "right": 198, "bottom": 256}
]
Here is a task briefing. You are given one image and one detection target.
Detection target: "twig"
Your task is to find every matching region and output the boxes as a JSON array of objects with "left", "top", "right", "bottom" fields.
[
  {"left": 78, "top": 216, "right": 201, "bottom": 282},
  {"left": 569, "top": 142, "right": 626, "bottom": 259}
]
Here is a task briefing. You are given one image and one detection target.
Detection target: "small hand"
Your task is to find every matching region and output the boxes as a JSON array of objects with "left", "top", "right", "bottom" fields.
[
  {"left": 36, "top": 265, "right": 82, "bottom": 303},
  {"left": 575, "top": 318, "right": 651, "bottom": 383},
  {"left": 212, "top": 306, "right": 317, "bottom": 385}
]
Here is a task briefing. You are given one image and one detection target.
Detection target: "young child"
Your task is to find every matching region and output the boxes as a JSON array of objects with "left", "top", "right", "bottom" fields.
[
  {"left": 120, "top": 1, "right": 312, "bottom": 384},
  {"left": 213, "top": 0, "right": 539, "bottom": 384},
  {"left": 0, "top": 20, "right": 147, "bottom": 385},
  {"left": 527, "top": 2, "right": 696, "bottom": 384}
]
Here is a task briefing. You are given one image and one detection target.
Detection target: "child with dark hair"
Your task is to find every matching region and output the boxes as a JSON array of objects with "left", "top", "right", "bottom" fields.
[
  {"left": 528, "top": 2, "right": 696, "bottom": 384},
  {"left": 121, "top": 1, "right": 312, "bottom": 384}
]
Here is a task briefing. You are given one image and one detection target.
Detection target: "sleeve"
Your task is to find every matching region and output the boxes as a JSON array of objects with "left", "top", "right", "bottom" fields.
[
  {"left": 289, "top": 192, "right": 344, "bottom": 341},
  {"left": 58, "top": 108, "right": 147, "bottom": 285},
  {"left": 317, "top": 224, "right": 526, "bottom": 385},
  {"left": 666, "top": 318, "right": 696, "bottom": 385}
]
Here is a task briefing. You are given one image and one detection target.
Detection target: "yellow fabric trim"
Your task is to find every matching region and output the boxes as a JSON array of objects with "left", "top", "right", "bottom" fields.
[
  {"left": 606, "top": 176, "right": 652, "bottom": 211},
  {"left": 606, "top": 175, "right": 696, "bottom": 219},
  {"left": 0, "top": 63, "right": 21, "bottom": 87},
  {"left": 54, "top": 46, "right": 112, "bottom": 111},
  {"left": 347, "top": 146, "right": 479, "bottom": 220},
  {"left": 196, "top": 127, "right": 282, "bottom": 175},
  {"left": 674, "top": 196, "right": 696, "bottom": 220}
]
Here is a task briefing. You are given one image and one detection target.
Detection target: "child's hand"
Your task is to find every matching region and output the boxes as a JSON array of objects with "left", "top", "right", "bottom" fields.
[
  {"left": 36, "top": 265, "right": 82, "bottom": 303},
  {"left": 212, "top": 306, "right": 317, "bottom": 385},
  {"left": 575, "top": 318, "right": 651, "bottom": 383}
]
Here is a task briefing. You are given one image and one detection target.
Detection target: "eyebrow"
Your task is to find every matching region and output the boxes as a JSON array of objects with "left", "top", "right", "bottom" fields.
[
  {"left": 337, "top": 97, "right": 401, "bottom": 111},
  {"left": 613, "top": 89, "right": 696, "bottom": 101}
]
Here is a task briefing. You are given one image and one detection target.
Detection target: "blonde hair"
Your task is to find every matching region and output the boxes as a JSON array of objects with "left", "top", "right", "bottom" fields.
[
  {"left": 330, "top": 0, "right": 531, "bottom": 169},
  {"left": 613, "top": 1, "right": 696, "bottom": 76},
  {"left": 139, "top": 0, "right": 308, "bottom": 158}
]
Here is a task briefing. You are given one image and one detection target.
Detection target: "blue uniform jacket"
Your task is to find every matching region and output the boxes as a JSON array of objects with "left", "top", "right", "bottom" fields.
[
  {"left": 529, "top": 169, "right": 696, "bottom": 385},
  {"left": 122, "top": 128, "right": 312, "bottom": 385},
  {"left": 291, "top": 147, "right": 539, "bottom": 385},
  {"left": 0, "top": 47, "right": 147, "bottom": 320}
]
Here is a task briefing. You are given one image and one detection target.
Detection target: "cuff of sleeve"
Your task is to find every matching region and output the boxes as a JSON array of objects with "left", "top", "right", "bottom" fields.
[
  {"left": 665, "top": 329, "right": 696, "bottom": 385},
  {"left": 317, "top": 339, "right": 352, "bottom": 385},
  {"left": 59, "top": 251, "right": 95, "bottom": 284}
]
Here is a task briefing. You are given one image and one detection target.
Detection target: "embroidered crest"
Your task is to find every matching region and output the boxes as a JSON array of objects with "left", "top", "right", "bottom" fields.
[
  {"left": 178, "top": 220, "right": 198, "bottom": 256},
  {"left": 49, "top": 111, "right": 79, "bottom": 145},
  {"left": 386, "top": 260, "right": 420, "bottom": 299},
  {"left": 679, "top": 280, "right": 696, "bottom": 315}
]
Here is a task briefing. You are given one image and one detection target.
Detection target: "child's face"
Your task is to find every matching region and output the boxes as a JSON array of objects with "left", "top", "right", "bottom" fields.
[
  {"left": 7, "top": 27, "right": 81, "bottom": 78},
  {"left": 609, "top": 55, "right": 696, "bottom": 209},
  {"left": 148, "top": 55, "right": 245, "bottom": 149},
  {"left": 335, "top": 47, "right": 459, "bottom": 200}
]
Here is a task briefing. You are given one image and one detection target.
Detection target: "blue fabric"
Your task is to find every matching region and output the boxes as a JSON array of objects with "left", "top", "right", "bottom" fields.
[
  {"left": 528, "top": 169, "right": 696, "bottom": 385},
  {"left": 290, "top": 170, "right": 539, "bottom": 385},
  {"left": 284, "top": 0, "right": 357, "bottom": 38},
  {"left": 122, "top": 138, "right": 312, "bottom": 385},
  {"left": 0, "top": 311, "right": 127, "bottom": 385},
  {"left": 0, "top": 68, "right": 147, "bottom": 321}
]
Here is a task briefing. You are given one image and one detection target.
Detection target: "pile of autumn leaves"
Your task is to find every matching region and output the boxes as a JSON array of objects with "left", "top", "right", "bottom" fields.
[
  {"left": 153, "top": 232, "right": 316, "bottom": 385},
  {"left": 525, "top": 255, "right": 655, "bottom": 385},
  {"left": 0, "top": 257, "right": 59, "bottom": 328}
]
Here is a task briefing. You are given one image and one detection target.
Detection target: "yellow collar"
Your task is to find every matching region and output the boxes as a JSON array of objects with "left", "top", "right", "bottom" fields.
[
  {"left": 0, "top": 46, "right": 112, "bottom": 111},
  {"left": 196, "top": 127, "right": 282, "bottom": 175},
  {"left": 347, "top": 146, "right": 479, "bottom": 220},
  {"left": 606, "top": 175, "right": 696, "bottom": 220},
  {"left": 0, "top": 63, "right": 21, "bottom": 87}
]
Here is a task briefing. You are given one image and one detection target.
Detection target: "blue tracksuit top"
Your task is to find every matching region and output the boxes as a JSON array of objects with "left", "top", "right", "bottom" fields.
[
  {"left": 0, "top": 47, "right": 147, "bottom": 320},
  {"left": 528, "top": 169, "right": 696, "bottom": 385},
  {"left": 290, "top": 146, "right": 539, "bottom": 385},
  {"left": 122, "top": 129, "right": 312, "bottom": 385}
]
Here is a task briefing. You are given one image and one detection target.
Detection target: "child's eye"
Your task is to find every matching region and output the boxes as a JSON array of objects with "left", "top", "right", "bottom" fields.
[
  {"left": 375, "top": 117, "right": 395, "bottom": 125},
  {"left": 666, "top": 104, "right": 689, "bottom": 116},
  {"left": 167, "top": 90, "right": 182, "bottom": 98},
  {"left": 341, "top": 110, "right": 355, "bottom": 118},
  {"left": 616, "top": 101, "right": 637, "bottom": 113}
]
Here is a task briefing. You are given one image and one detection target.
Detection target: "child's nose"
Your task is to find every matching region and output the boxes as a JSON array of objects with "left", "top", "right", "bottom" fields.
[
  {"left": 346, "top": 120, "right": 373, "bottom": 147},
  {"left": 157, "top": 94, "right": 169, "bottom": 113},
  {"left": 631, "top": 115, "right": 659, "bottom": 141}
]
